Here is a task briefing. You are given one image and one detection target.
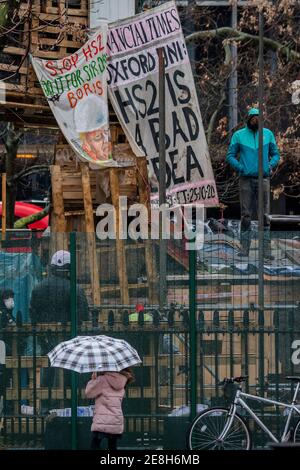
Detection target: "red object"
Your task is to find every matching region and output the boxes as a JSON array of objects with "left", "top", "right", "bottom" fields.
[
  {"left": 0, "top": 201, "right": 49, "bottom": 230},
  {"left": 136, "top": 303, "right": 145, "bottom": 313}
]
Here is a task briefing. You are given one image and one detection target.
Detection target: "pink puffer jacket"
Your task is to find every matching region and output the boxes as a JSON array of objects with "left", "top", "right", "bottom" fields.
[{"left": 85, "top": 372, "right": 127, "bottom": 435}]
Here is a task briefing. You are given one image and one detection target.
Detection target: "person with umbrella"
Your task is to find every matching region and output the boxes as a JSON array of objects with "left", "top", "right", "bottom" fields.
[
  {"left": 48, "top": 335, "right": 141, "bottom": 450},
  {"left": 85, "top": 368, "right": 134, "bottom": 451}
]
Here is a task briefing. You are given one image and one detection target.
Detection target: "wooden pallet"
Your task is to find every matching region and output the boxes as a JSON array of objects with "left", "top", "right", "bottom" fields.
[
  {"left": 30, "top": 0, "right": 88, "bottom": 58},
  {"left": 54, "top": 142, "right": 137, "bottom": 209},
  {"left": 51, "top": 140, "right": 159, "bottom": 306},
  {"left": 51, "top": 137, "right": 191, "bottom": 306},
  {"left": 0, "top": 0, "right": 88, "bottom": 104}
]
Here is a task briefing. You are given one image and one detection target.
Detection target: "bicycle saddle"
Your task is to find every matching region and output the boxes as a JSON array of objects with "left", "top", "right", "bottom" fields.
[{"left": 285, "top": 376, "right": 300, "bottom": 382}]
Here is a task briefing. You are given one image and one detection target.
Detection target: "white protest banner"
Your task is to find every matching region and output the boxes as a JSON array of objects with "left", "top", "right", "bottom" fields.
[
  {"left": 107, "top": 1, "right": 218, "bottom": 206},
  {"left": 31, "top": 25, "right": 117, "bottom": 168}
]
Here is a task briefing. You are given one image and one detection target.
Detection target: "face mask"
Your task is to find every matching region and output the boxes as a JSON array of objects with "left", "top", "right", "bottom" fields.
[
  {"left": 4, "top": 298, "right": 14, "bottom": 310},
  {"left": 247, "top": 120, "right": 258, "bottom": 131}
]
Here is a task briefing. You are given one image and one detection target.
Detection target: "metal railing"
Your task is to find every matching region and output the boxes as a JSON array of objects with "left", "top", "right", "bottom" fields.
[{"left": 0, "top": 231, "right": 299, "bottom": 449}]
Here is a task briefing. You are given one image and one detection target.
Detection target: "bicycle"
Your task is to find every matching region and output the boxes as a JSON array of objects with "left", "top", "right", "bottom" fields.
[{"left": 187, "top": 375, "right": 300, "bottom": 450}]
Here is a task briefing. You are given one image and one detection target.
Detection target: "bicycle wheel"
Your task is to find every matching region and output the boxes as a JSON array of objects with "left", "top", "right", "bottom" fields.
[
  {"left": 187, "top": 407, "right": 252, "bottom": 450},
  {"left": 293, "top": 418, "right": 300, "bottom": 442}
]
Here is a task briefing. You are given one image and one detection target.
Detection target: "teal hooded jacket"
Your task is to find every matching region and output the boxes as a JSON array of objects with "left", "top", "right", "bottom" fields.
[{"left": 226, "top": 109, "right": 280, "bottom": 177}]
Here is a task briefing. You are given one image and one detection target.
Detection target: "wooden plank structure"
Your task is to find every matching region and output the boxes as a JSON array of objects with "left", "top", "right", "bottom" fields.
[
  {"left": 51, "top": 138, "right": 159, "bottom": 307},
  {"left": 0, "top": 0, "right": 88, "bottom": 126},
  {"left": 80, "top": 163, "right": 101, "bottom": 306}
]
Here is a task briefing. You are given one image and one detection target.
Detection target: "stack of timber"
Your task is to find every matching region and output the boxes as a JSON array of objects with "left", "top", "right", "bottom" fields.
[
  {"left": 0, "top": 0, "right": 88, "bottom": 124},
  {"left": 50, "top": 137, "right": 159, "bottom": 308}
]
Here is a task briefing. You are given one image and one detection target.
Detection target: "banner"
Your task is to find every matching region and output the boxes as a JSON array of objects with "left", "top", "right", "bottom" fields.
[
  {"left": 31, "top": 25, "right": 117, "bottom": 168},
  {"left": 107, "top": 1, "right": 218, "bottom": 206}
]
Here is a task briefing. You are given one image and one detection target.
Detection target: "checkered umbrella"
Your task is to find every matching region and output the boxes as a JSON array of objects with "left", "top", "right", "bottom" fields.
[{"left": 47, "top": 335, "right": 142, "bottom": 373}]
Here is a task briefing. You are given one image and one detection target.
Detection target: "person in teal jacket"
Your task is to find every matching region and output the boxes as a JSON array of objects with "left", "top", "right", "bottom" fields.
[{"left": 226, "top": 108, "right": 280, "bottom": 258}]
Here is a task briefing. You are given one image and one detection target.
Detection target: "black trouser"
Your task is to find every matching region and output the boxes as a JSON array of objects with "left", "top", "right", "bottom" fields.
[
  {"left": 91, "top": 431, "right": 119, "bottom": 451},
  {"left": 239, "top": 176, "right": 271, "bottom": 254}
]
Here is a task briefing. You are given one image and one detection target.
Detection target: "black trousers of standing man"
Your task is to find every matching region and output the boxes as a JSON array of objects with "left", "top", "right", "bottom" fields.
[{"left": 239, "top": 176, "right": 272, "bottom": 256}]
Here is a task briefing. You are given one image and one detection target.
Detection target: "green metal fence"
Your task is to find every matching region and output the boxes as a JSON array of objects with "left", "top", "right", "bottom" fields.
[{"left": 0, "top": 231, "right": 300, "bottom": 449}]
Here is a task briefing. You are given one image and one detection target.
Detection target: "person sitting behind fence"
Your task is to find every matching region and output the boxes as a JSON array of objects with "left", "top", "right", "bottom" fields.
[
  {"left": 129, "top": 303, "right": 152, "bottom": 323},
  {"left": 30, "top": 250, "right": 89, "bottom": 328},
  {"left": 0, "top": 289, "right": 16, "bottom": 329},
  {"left": 128, "top": 304, "right": 179, "bottom": 353},
  {"left": 0, "top": 289, "right": 17, "bottom": 405},
  {"left": 29, "top": 251, "right": 89, "bottom": 394},
  {"left": 0, "top": 289, "right": 16, "bottom": 356}
]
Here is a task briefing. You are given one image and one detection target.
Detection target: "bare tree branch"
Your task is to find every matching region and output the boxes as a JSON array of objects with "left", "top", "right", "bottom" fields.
[
  {"left": 207, "top": 91, "right": 226, "bottom": 147},
  {"left": 13, "top": 165, "right": 50, "bottom": 182},
  {"left": 186, "top": 27, "right": 300, "bottom": 62}
]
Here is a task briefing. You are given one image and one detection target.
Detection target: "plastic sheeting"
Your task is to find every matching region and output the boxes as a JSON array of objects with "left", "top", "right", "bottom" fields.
[
  {"left": 0, "top": 252, "right": 42, "bottom": 322},
  {"left": 198, "top": 226, "right": 300, "bottom": 276}
]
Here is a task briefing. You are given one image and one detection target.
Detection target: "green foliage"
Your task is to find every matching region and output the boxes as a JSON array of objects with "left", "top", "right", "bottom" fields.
[
  {"left": 0, "top": 4, "right": 8, "bottom": 28},
  {"left": 0, "top": 0, "right": 21, "bottom": 50}
]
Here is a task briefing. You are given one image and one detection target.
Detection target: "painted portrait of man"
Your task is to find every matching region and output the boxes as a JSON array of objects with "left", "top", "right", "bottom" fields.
[{"left": 74, "top": 94, "right": 113, "bottom": 163}]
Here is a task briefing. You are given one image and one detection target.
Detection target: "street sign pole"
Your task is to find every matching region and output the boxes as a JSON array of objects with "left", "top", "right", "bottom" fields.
[
  {"left": 158, "top": 47, "right": 167, "bottom": 309},
  {"left": 258, "top": 10, "right": 265, "bottom": 311}
]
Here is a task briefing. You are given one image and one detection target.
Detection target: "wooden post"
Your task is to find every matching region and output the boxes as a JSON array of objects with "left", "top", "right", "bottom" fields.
[
  {"left": 1, "top": 173, "right": 6, "bottom": 241},
  {"left": 50, "top": 166, "right": 66, "bottom": 231},
  {"left": 50, "top": 165, "right": 67, "bottom": 252},
  {"left": 136, "top": 158, "right": 159, "bottom": 305},
  {"left": 80, "top": 163, "right": 101, "bottom": 306},
  {"left": 109, "top": 168, "right": 129, "bottom": 305},
  {"left": 0, "top": 339, "right": 5, "bottom": 432},
  {"left": 158, "top": 47, "right": 167, "bottom": 308},
  {"left": 95, "top": 170, "right": 102, "bottom": 204},
  {"left": 11, "top": 328, "right": 19, "bottom": 415}
]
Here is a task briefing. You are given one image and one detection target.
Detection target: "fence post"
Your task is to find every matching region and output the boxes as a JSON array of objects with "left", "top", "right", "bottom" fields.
[
  {"left": 70, "top": 232, "right": 77, "bottom": 450},
  {"left": 189, "top": 246, "right": 197, "bottom": 421},
  {"left": 1, "top": 173, "right": 6, "bottom": 241},
  {"left": 213, "top": 311, "right": 220, "bottom": 398},
  {"left": 198, "top": 311, "right": 204, "bottom": 404},
  {"left": 157, "top": 46, "right": 167, "bottom": 308},
  {"left": 258, "top": 309, "right": 265, "bottom": 394},
  {"left": 258, "top": 308, "right": 265, "bottom": 446},
  {"left": 242, "top": 310, "right": 250, "bottom": 392}
]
